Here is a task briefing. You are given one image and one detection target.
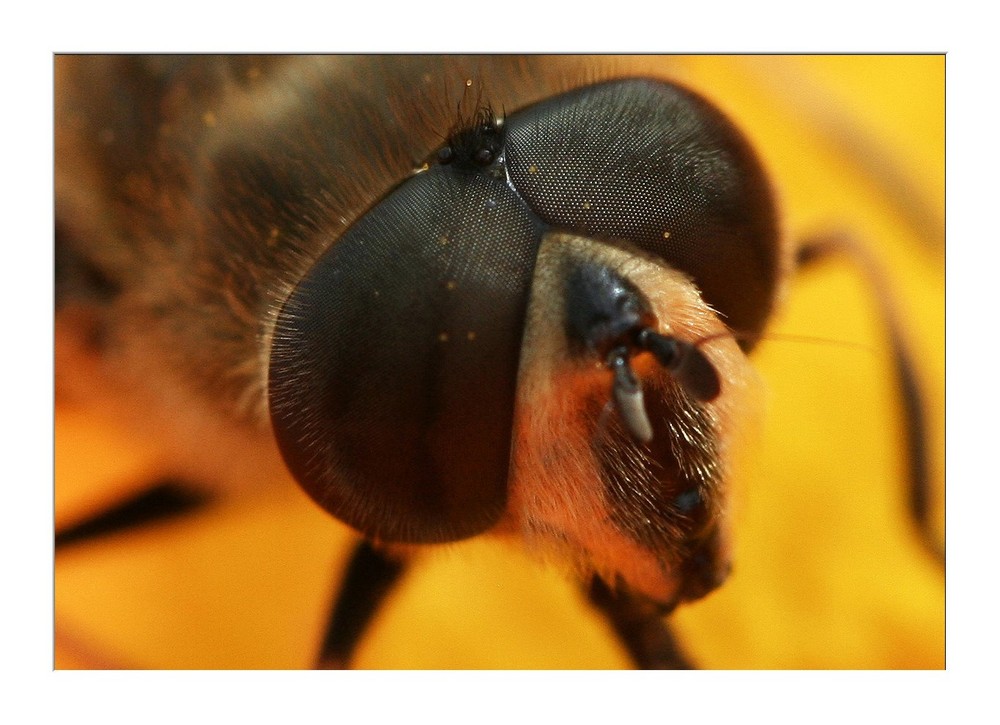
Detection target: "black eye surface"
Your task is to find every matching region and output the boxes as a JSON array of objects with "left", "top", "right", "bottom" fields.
[
  {"left": 268, "top": 76, "right": 780, "bottom": 545},
  {"left": 504, "top": 79, "right": 780, "bottom": 343},
  {"left": 269, "top": 167, "right": 543, "bottom": 543}
]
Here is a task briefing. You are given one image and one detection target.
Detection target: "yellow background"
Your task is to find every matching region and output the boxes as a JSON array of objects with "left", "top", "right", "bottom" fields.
[{"left": 54, "top": 55, "right": 945, "bottom": 669}]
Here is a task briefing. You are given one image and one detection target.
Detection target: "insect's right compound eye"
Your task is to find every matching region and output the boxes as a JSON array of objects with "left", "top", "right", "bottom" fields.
[{"left": 268, "top": 167, "right": 544, "bottom": 545}]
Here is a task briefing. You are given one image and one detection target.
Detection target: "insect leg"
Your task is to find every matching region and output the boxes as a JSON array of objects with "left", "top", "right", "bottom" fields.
[
  {"left": 795, "top": 233, "right": 943, "bottom": 566},
  {"left": 586, "top": 577, "right": 694, "bottom": 670},
  {"left": 55, "top": 479, "right": 212, "bottom": 668},
  {"left": 316, "top": 539, "right": 407, "bottom": 669},
  {"left": 55, "top": 480, "right": 212, "bottom": 551}
]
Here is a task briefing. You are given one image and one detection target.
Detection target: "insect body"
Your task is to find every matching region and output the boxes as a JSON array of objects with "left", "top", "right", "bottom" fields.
[{"left": 54, "top": 55, "right": 944, "bottom": 669}]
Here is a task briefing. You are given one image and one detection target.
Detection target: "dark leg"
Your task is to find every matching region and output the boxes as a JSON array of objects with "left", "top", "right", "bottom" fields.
[
  {"left": 316, "top": 539, "right": 407, "bottom": 669},
  {"left": 587, "top": 576, "right": 694, "bottom": 669},
  {"left": 55, "top": 479, "right": 212, "bottom": 552},
  {"left": 796, "top": 233, "right": 944, "bottom": 566},
  {"left": 55, "top": 479, "right": 212, "bottom": 668}
]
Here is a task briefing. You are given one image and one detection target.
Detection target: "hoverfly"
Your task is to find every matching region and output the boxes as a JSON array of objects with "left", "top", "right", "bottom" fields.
[{"left": 54, "top": 55, "right": 944, "bottom": 669}]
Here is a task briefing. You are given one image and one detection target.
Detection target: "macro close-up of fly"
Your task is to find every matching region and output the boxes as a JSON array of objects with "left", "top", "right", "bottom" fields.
[{"left": 54, "top": 54, "right": 944, "bottom": 670}]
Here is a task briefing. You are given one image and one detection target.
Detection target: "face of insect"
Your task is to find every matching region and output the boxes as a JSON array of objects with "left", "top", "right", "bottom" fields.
[
  {"left": 507, "top": 232, "right": 760, "bottom": 604},
  {"left": 56, "top": 56, "right": 781, "bottom": 613}
]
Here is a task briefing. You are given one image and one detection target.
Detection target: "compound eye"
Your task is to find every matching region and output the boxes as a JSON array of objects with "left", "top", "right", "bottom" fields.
[
  {"left": 504, "top": 79, "right": 781, "bottom": 345},
  {"left": 268, "top": 166, "right": 541, "bottom": 544}
]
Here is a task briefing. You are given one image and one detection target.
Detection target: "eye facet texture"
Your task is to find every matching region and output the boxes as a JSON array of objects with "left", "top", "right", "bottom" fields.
[
  {"left": 269, "top": 78, "right": 779, "bottom": 544},
  {"left": 270, "top": 168, "right": 543, "bottom": 543},
  {"left": 504, "top": 79, "right": 780, "bottom": 341}
]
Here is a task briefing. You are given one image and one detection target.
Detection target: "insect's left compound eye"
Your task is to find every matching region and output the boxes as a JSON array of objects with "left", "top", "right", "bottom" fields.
[{"left": 269, "top": 78, "right": 777, "bottom": 603}]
